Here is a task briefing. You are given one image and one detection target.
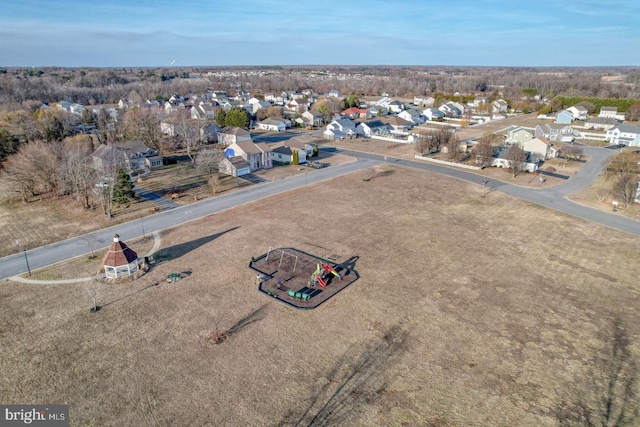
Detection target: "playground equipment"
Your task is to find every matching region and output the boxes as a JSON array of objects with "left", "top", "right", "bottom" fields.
[
  {"left": 309, "top": 262, "right": 341, "bottom": 287},
  {"left": 322, "top": 262, "right": 342, "bottom": 279},
  {"left": 288, "top": 289, "right": 310, "bottom": 301}
]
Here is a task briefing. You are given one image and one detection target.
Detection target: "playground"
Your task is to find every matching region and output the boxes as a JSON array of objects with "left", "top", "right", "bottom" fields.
[{"left": 249, "top": 247, "right": 359, "bottom": 309}]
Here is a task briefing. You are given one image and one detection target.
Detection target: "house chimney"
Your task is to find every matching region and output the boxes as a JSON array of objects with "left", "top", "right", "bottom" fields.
[{"left": 113, "top": 234, "right": 120, "bottom": 242}]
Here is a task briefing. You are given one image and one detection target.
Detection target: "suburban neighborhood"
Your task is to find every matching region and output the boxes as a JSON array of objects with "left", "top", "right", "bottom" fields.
[{"left": 1, "top": 64, "right": 640, "bottom": 427}]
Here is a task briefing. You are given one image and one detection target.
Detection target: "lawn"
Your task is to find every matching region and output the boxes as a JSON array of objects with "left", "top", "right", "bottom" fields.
[{"left": 1, "top": 164, "right": 639, "bottom": 426}]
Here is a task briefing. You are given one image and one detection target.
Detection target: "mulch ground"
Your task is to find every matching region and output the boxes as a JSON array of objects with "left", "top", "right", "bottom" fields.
[{"left": 250, "top": 248, "right": 359, "bottom": 309}]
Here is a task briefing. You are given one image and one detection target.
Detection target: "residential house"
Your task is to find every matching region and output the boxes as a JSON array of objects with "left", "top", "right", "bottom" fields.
[
  {"left": 328, "top": 89, "right": 341, "bottom": 98},
  {"left": 118, "top": 98, "right": 133, "bottom": 109},
  {"left": 271, "top": 142, "right": 309, "bottom": 165},
  {"left": 219, "top": 156, "right": 251, "bottom": 177},
  {"left": 423, "top": 108, "right": 445, "bottom": 121},
  {"left": 535, "top": 123, "right": 579, "bottom": 142},
  {"left": 245, "top": 97, "right": 272, "bottom": 115},
  {"left": 286, "top": 137, "right": 315, "bottom": 158},
  {"left": 469, "top": 96, "right": 489, "bottom": 108},
  {"left": 387, "top": 100, "right": 404, "bottom": 113},
  {"left": 367, "top": 106, "right": 388, "bottom": 117},
  {"left": 285, "top": 98, "right": 309, "bottom": 113},
  {"left": 606, "top": 124, "right": 640, "bottom": 146},
  {"left": 196, "top": 102, "right": 217, "bottom": 120},
  {"left": 341, "top": 107, "right": 369, "bottom": 120},
  {"left": 439, "top": 101, "right": 464, "bottom": 118},
  {"left": 324, "top": 118, "right": 359, "bottom": 139},
  {"left": 218, "top": 126, "right": 252, "bottom": 146},
  {"left": 398, "top": 109, "right": 425, "bottom": 125},
  {"left": 302, "top": 110, "right": 325, "bottom": 127},
  {"left": 413, "top": 96, "right": 435, "bottom": 107},
  {"left": 491, "top": 148, "right": 539, "bottom": 172},
  {"left": 523, "top": 137, "right": 558, "bottom": 160},
  {"left": 224, "top": 140, "right": 273, "bottom": 171},
  {"left": 201, "top": 123, "right": 220, "bottom": 143},
  {"left": 257, "top": 117, "right": 287, "bottom": 132},
  {"left": 586, "top": 117, "right": 618, "bottom": 131},
  {"left": 92, "top": 140, "right": 162, "bottom": 173},
  {"left": 599, "top": 106, "right": 618, "bottom": 119},
  {"left": 555, "top": 110, "right": 574, "bottom": 124},
  {"left": 211, "top": 91, "right": 229, "bottom": 104},
  {"left": 357, "top": 119, "right": 393, "bottom": 137},
  {"left": 492, "top": 99, "right": 509, "bottom": 114},
  {"left": 567, "top": 105, "right": 588, "bottom": 121},
  {"left": 381, "top": 115, "right": 412, "bottom": 133},
  {"left": 505, "top": 126, "right": 534, "bottom": 145}
]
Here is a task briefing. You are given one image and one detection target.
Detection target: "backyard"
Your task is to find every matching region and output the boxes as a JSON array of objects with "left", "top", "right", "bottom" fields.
[{"left": 1, "top": 164, "right": 639, "bottom": 426}]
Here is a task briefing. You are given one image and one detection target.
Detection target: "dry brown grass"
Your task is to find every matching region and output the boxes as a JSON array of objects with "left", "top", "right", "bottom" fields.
[
  {"left": 1, "top": 164, "right": 640, "bottom": 426},
  {"left": 0, "top": 152, "right": 354, "bottom": 258}
]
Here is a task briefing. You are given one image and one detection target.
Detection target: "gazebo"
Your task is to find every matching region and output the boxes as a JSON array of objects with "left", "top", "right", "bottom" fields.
[{"left": 102, "top": 234, "right": 139, "bottom": 279}]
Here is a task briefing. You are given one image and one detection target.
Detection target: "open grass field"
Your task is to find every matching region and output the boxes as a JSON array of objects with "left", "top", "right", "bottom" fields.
[{"left": 1, "top": 164, "right": 639, "bottom": 426}]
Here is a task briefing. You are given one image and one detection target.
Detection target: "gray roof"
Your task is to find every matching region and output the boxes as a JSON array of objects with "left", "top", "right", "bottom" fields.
[
  {"left": 612, "top": 124, "right": 640, "bottom": 133},
  {"left": 588, "top": 117, "right": 618, "bottom": 125}
]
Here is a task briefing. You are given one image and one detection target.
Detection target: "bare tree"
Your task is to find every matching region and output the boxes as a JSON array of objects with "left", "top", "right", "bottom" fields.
[
  {"left": 172, "top": 110, "right": 203, "bottom": 164},
  {"left": 562, "top": 144, "right": 584, "bottom": 161},
  {"left": 606, "top": 152, "right": 640, "bottom": 208},
  {"left": 505, "top": 144, "right": 527, "bottom": 177},
  {"left": 94, "top": 108, "right": 122, "bottom": 145},
  {"left": 445, "top": 134, "right": 463, "bottom": 162},
  {"left": 58, "top": 142, "right": 97, "bottom": 208},
  {"left": 474, "top": 134, "right": 498, "bottom": 168},
  {"left": 196, "top": 147, "right": 224, "bottom": 175},
  {"left": 123, "top": 107, "right": 162, "bottom": 150}
]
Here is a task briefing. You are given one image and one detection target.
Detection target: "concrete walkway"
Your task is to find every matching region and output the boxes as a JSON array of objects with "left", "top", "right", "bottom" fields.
[{"left": 8, "top": 232, "right": 161, "bottom": 285}]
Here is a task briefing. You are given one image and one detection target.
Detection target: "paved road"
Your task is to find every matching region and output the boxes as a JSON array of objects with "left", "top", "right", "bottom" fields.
[
  {"left": 0, "top": 158, "right": 378, "bottom": 280},
  {"left": 2, "top": 145, "right": 638, "bottom": 281},
  {"left": 337, "top": 146, "right": 640, "bottom": 237}
]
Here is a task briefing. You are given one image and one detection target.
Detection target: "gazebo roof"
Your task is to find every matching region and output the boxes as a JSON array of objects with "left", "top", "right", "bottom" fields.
[{"left": 102, "top": 234, "right": 138, "bottom": 267}]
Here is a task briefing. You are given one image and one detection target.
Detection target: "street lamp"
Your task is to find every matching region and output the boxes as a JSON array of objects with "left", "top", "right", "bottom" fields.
[
  {"left": 15, "top": 240, "right": 31, "bottom": 277},
  {"left": 140, "top": 215, "right": 146, "bottom": 240}
]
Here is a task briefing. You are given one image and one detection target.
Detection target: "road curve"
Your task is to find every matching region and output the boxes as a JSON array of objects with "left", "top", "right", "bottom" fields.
[
  {"left": 0, "top": 159, "right": 377, "bottom": 281},
  {"left": 2, "top": 145, "right": 638, "bottom": 281}
]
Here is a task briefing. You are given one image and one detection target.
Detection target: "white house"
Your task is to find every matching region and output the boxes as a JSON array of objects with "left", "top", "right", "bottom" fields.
[
  {"left": 326, "top": 118, "right": 359, "bottom": 136},
  {"left": 599, "top": 106, "right": 618, "bottom": 119},
  {"left": 491, "top": 148, "right": 539, "bottom": 172},
  {"left": 414, "top": 96, "right": 435, "bottom": 107},
  {"left": 423, "top": 108, "right": 445, "bottom": 121},
  {"left": 567, "top": 105, "right": 588, "bottom": 121},
  {"left": 257, "top": 117, "right": 287, "bottom": 132},
  {"left": 606, "top": 124, "right": 640, "bottom": 146},
  {"left": 492, "top": 99, "right": 509, "bottom": 114},
  {"left": 586, "top": 117, "right": 618, "bottom": 131},
  {"left": 399, "top": 109, "right": 425, "bottom": 125}
]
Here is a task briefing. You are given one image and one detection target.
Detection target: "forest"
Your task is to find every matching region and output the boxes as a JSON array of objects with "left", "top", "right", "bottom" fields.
[{"left": 1, "top": 65, "right": 639, "bottom": 109}]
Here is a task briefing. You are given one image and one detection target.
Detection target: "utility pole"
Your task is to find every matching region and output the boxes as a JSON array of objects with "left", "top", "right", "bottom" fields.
[{"left": 16, "top": 240, "right": 31, "bottom": 276}]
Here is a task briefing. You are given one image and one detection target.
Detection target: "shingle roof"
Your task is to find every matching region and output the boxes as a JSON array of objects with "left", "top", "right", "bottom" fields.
[
  {"left": 102, "top": 234, "right": 138, "bottom": 267},
  {"left": 220, "top": 126, "right": 249, "bottom": 135}
]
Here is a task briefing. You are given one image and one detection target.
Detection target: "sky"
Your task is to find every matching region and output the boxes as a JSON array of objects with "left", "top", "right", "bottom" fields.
[{"left": 0, "top": 0, "right": 639, "bottom": 67}]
